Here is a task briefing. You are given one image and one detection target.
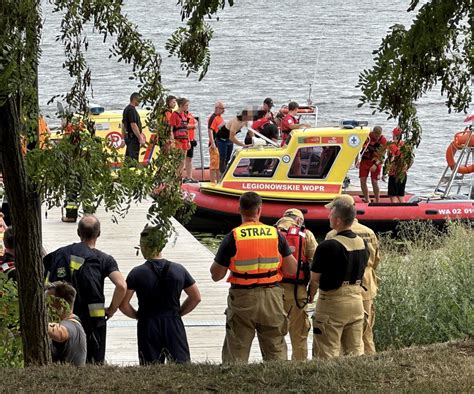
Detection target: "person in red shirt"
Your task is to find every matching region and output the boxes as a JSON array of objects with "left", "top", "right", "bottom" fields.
[
  {"left": 280, "top": 101, "right": 311, "bottom": 146},
  {"left": 208, "top": 101, "right": 226, "bottom": 183},
  {"left": 169, "top": 98, "right": 194, "bottom": 180},
  {"left": 184, "top": 111, "right": 198, "bottom": 182},
  {"left": 164, "top": 95, "right": 177, "bottom": 124},
  {"left": 356, "top": 126, "right": 387, "bottom": 203}
]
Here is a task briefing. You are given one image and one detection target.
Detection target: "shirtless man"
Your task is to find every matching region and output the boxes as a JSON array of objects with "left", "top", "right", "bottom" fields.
[{"left": 214, "top": 114, "right": 251, "bottom": 175}]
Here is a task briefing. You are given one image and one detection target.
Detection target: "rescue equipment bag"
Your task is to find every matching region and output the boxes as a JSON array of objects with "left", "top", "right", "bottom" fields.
[
  {"left": 279, "top": 225, "right": 309, "bottom": 285},
  {"left": 279, "top": 225, "right": 310, "bottom": 309}
]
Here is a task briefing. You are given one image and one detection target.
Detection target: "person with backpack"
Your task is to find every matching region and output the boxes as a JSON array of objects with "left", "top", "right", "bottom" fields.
[
  {"left": 119, "top": 225, "right": 201, "bottom": 364},
  {"left": 275, "top": 208, "right": 317, "bottom": 361},
  {"left": 43, "top": 215, "right": 127, "bottom": 364}
]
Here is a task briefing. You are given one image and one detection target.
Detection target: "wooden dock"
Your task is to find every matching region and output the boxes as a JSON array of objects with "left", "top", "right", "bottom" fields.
[{"left": 41, "top": 201, "right": 308, "bottom": 364}]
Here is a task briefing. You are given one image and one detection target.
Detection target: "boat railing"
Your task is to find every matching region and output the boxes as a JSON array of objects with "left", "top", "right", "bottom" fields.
[
  {"left": 248, "top": 127, "right": 280, "bottom": 147},
  {"left": 433, "top": 125, "right": 473, "bottom": 200}
]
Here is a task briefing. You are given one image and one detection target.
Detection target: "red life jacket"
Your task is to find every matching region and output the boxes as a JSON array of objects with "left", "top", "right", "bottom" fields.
[
  {"left": 279, "top": 225, "right": 309, "bottom": 285},
  {"left": 173, "top": 112, "right": 189, "bottom": 140}
]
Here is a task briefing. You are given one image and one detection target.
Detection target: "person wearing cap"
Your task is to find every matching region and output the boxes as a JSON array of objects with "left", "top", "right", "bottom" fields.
[
  {"left": 356, "top": 126, "right": 387, "bottom": 203},
  {"left": 210, "top": 191, "right": 297, "bottom": 364},
  {"left": 275, "top": 208, "right": 317, "bottom": 361},
  {"left": 280, "top": 102, "right": 312, "bottom": 147},
  {"left": 251, "top": 98, "right": 279, "bottom": 143},
  {"left": 309, "top": 199, "right": 368, "bottom": 359},
  {"left": 387, "top": 127, "right": 413, "bottom": 203},
  {"left": 324, "top": 194, "right": 380, "bottom": 354}
]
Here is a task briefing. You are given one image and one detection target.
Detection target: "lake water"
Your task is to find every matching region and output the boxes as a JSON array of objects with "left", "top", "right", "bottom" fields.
[{"left": 38, "top": 0, "right": 471, "bottom": 193}]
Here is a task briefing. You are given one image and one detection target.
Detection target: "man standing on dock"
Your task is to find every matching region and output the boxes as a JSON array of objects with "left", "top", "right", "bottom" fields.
[
  {"left": 122, "top": 92, "right": 146, "bottom": 161},
  {"left": 120, "top": 225, "right": 201, "bottom": 364},
  {"left": 210, "top": 191, "right": 297, "bottom": 363},
  {"left": 44, "top": 215, "right": 127, "bottom": 364},
  {"left": 324, "top": 194, "right": 380, "bottom": 354}
]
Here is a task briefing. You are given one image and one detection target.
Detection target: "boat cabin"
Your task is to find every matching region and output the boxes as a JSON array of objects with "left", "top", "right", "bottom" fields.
[
  {"left": 201, "top": 126, "right": 370, "bottom": 201},
  {"left": 50, "top": 107, "right": 159, "bottom": 165}
]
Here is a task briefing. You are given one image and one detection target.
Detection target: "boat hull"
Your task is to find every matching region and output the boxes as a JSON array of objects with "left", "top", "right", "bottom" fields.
[{"left": 181, "top": 183, "right": 474, "bottom": 234}]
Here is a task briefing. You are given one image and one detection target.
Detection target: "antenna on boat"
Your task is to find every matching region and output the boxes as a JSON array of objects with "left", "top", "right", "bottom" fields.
[{"left": 308, "top": 35, "right": 324, "bottom": 106}]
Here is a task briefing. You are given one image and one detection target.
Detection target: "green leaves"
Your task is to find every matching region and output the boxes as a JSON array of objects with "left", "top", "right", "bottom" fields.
[
  {"left": 166, "top": 0, "right": 232, "bottom": 80},
  {"left": 358, "top": 0, "right": 473, "bottom": 148},
  {"left": 0, "top": 274, "right": 23, "bottom": 367}
]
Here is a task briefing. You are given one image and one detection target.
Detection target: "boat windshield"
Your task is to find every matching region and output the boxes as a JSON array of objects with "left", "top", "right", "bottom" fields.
[
  {"left": 232, "top": 157, "right": 280, "bottom": 178},
  {"left": 288, "top": 146, "right": 340, "bottom": 179}
]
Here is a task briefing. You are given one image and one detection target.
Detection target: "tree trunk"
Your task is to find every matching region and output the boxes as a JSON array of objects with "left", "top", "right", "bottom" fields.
[{"left": 0, "top": 96, "right": 51, "bottom": 366}]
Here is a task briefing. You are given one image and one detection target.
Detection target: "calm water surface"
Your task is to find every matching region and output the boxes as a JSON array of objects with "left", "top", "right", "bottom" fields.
[{"left": 39, "top": 0, "right": 470, "bottom": 194}]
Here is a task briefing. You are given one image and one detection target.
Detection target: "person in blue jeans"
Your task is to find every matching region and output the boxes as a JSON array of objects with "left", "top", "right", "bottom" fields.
[{"left": 214, "top": 115, "right": 250, "bottom": 175}]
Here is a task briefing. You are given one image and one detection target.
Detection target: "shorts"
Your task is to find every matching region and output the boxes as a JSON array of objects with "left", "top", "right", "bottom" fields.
[
  {"left": 359, "top": 160, "right": 381, "bottom": 180},
  {"left": 175, "top": 139, "right": 190, "bottom": 151},
  {"left": 388, "top": 174, "right": 407, "bottom": 197},
  {"left": 209, "top": 146, "right": 220, "bottom": 170}
]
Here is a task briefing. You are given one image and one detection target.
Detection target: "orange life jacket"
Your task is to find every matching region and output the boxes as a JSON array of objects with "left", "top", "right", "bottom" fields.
[
  {"left": 229, "top": 221, "right": 282, "bottom": 287},
  {"left": 279, "top": 226, "right": 309, "bottom": 285}
]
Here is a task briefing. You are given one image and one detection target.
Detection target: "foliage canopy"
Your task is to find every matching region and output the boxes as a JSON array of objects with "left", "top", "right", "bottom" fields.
[
  {"left": 358, "top": 0, "right": 473, "bottom": 150},
  {"left": 0, "top": 0, "right": 234, "bottom": 365}
]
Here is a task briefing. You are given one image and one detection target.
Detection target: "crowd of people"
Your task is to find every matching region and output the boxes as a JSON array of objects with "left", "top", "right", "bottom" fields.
[
  {"left": 121, "top": 94, "right": 325, "bottom": 184},
  {"left": 0, "top": 93, "right": 405, "bottom": 366},
  {"left": 0, "top": 187, "right": 382, "bottom": 366},
  {"left": 122, "top": 92, "right": 411, "bottom": 202}
]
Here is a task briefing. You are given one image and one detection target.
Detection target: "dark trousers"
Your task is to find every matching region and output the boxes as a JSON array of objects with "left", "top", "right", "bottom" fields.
[
  {"left": 137, "top": 316, "right": 190, "bottom": 364},
  {"left": 81, "top": 318, "right": 107, "bottom": 364},
  {"left": 125, "top": 137, "right": 140, "bottom": 161},
  {"left": 216, "top": 138, "right": 233, "bottom": 174}
]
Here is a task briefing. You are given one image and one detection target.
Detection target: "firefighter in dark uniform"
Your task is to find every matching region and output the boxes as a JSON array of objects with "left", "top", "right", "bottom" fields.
[
  {"left": 275, "top": 208, "right": 317, "bottom": 361},
  {"left": 309, "top": 200, "right": 368, "bottom": 359},
  {"left": 43, "top": 215, "right": 127, "bottom": 364},
  {"left": 210, "top": 191, "right": 297, "bottom": 364},
  {"left": 119, "top": 225, "right": 201, "bottom": 364}
]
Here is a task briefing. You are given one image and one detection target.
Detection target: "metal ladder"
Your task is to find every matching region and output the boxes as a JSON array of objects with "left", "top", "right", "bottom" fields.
[{"left": 434, "top": 126, "right": 473, "bottom": 199}]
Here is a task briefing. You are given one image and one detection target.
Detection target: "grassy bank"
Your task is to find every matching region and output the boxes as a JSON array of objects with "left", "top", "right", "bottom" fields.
[
  {"left": 0, "top": 339, "right": 472, "bottom": 392},
  {"left": 375, "top": 221, "right": 474, "bottom": 350}
]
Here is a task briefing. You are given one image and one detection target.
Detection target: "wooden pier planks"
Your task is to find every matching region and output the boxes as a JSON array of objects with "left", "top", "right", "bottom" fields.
[{"left": 41, "top": 202, "right": 297, "bottom": 364}]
